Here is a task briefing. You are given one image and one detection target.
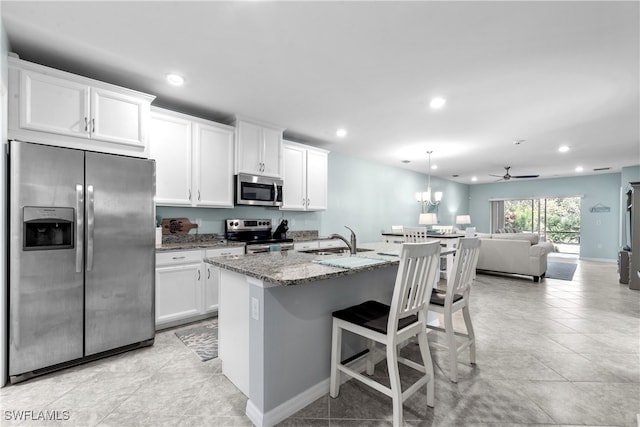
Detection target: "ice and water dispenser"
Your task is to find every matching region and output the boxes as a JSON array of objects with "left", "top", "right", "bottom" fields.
[{"left": 23, "top": 207, "right": 74, "bottom": 250}]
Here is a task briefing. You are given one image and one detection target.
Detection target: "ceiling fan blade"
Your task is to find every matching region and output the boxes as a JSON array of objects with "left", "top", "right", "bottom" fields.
[
  {"left": 489, "top": 174, "right": 504, "bottom": 178},
  {"left": 513, "top": 174, "right": 540, "bottom": 179}
]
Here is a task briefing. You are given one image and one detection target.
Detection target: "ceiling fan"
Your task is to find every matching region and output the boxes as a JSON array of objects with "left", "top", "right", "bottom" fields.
[{"left": 490, "top": 166, "right": 540, "bottom": 181}]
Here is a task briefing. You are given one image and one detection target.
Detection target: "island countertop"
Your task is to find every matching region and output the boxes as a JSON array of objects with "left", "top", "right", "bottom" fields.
[{"left": 204, "top": 242, "right": 403, "bottom": 286}]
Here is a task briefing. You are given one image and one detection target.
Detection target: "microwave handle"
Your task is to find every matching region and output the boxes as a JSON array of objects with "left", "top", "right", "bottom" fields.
[{"left": 273, "top": 181, "right": 279, "bottom": 204}]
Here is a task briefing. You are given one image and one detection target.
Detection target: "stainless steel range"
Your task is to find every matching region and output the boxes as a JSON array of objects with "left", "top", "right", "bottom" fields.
[{"left": 225, "top": 219, "right": 293, "bottom": 253}]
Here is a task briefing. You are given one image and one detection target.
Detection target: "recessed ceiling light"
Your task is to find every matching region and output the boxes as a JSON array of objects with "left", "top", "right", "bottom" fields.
[
  {"left": 575, "top": 166, "right": 584, "bottom": 172},
  {"left": 471, "top": 176, "right": 478, "bottom": 182},
  {"left": 431, "top": 164, "right": 438, "bottom": 170},
  {"left": 166, "top": 73, "right": 185, "bottom": 86},
  {"left": 559, "top": 145, "right": 570, "bottom": 153},
  {"left": 429, "top": 97, "right": 446, "bottom": 109},
  {"left": 336, "top": 128, "right": 347, "bottom": 138}
]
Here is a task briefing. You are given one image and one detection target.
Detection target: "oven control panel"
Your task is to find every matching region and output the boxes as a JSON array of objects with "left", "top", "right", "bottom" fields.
[{"left": 225, "top": 219, "right": 271, "bottom": 232}]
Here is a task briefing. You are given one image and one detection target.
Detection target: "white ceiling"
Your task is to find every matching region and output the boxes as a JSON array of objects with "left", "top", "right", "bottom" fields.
[{"left": 2, "top": 1, "right": 638, "bottom": 184}]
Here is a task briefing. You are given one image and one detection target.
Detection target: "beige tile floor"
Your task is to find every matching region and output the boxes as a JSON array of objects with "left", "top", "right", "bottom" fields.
[{"left": 1, "top": 257, "right": 638, "bottom": 426}]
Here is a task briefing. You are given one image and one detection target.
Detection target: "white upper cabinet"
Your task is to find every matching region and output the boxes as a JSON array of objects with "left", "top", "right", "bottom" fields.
[
  {"left": 150, "top": 111, "right": 193, "bottom": 206},
  {"left": 193, "top": 122, "right": 234, "bottom": 207},
  {"left": 235, "top": 117, "right": 284, "bottom": 178},
  {"left": 90, "top": 87, "right": 148, "bottom": 146},
  {"left": 9, "top": 56, "right": 154, "bottom": 157},
  {"left": 282, "top": 141, "right": 329, "bottom": 211},
  {"left": 150, "top": 107, "right": 234, "bottom": 208},
  {"left": 305, "top": 147, "right": 329, "bottom": 210}
]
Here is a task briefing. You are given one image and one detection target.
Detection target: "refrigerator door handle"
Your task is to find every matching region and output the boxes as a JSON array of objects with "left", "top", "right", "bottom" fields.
[
  {"left": 76, "top": 184, "right": 84, "bottom": 273},
  {"left": 86, "top": 184, "right": 95, "bottom": 271}
]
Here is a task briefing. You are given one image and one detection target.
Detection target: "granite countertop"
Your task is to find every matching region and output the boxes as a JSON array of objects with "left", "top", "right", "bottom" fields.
[
  {"left": 156, "top": 233, "right": 245, "bottom": 252},
  {"left": 205, "top": 242, "right": 403, "bottom": 286}
]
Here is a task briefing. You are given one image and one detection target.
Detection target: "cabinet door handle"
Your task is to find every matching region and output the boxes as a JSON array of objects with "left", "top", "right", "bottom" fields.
[
  {"left": 207, "top": 268, "right": 211, "bottom": 279},
  {"left": 188, "top": 189, "right": 192, "bottom": 200},
  {"left": 91, "top": 118, "right": 95, "bottom": 133},
  {"left": 197, "top": 269, "right": 201, "bottom": 281},
  {"left": 307, "top": 198, "right": 310, "bottom": 207},
  {"left": 84, "top": 117, "right": 88, "bottom": 132},
  {"left": 198, "top": 190, "right": 201, "bottom": 201},
  {"left": 302, "top": 198, "right": 306, "bottom": 206},
  {"left": 172, "top": 256, "right": 186, "bottom": 260}
]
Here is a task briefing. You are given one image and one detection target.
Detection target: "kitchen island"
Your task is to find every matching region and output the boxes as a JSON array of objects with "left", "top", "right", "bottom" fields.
[{"left": 205, "top": 242, "right": 404, "bottom": 427}]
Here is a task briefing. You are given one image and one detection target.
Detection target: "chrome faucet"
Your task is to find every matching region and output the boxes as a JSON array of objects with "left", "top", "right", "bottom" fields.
[{"left": 328, "top": 226, "right": 357, "bottom": 255}]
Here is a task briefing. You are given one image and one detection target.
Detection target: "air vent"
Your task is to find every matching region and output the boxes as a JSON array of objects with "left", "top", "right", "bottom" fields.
[
  {"left": 593, "top": 167, "right": 611, "bottom": 171},
  {"left": 452, "top": 174, "right": 460, "bottom": 177}
]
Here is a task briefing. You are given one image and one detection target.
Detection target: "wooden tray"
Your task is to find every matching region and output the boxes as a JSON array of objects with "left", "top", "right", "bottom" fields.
[{"left": 161, "top": 218, "right": 198, "bottom": 235}]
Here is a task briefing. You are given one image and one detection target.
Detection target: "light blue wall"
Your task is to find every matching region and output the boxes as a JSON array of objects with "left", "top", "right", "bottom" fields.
[
  {"left": 468, "top": 173, "right": 622, "bottom": 261},
  {"left": 157, "top": 150, "right": 470, "bottom": 244},
  {"left": 621, "top": 165, "right": 640, "bottom": 186}
]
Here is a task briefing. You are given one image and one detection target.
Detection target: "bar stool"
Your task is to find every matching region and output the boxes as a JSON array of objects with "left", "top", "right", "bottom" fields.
[
  {"left": 428, "top": 237, "right": 481, "bottom": 382},
  {"left": 329, "top": 241, "right": 441, "bottom": 426}
]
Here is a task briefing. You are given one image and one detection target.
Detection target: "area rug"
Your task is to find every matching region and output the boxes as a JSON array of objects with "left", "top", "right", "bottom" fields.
[
  {"left": 175, "top": 319, "right": 218, "bottom": 362},
  {"left": 545, "top": 262, "right": 577, "bottom": 281}
]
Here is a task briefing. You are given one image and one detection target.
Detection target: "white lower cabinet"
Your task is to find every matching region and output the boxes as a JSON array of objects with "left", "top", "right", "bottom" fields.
[{"left": 155, "top": 246, "right": 244, "bottom": 330}]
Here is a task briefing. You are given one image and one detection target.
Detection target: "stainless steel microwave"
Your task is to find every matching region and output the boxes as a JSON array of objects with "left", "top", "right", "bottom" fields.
[{"left": 236, "top": 173, "right": 283, "bottom": 207}]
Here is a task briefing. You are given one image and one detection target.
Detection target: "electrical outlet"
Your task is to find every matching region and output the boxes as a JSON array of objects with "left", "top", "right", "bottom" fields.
[
  {"left": 251, "top": 297, "right": 260, "bottom": 320},
  {"left": 195, "top": 218, "right": 202, "bottom": 227}
]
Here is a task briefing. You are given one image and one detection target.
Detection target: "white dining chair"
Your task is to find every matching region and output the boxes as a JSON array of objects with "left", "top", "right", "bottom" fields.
[
  {"left": 427, "top": 237, "right": 481, "bottom": 382},
  {"left": 403, "top": 226, "right": 428, "bottom": 242},
  {"left": 329, "top": 241, "right": 441, "bottom": 426}
]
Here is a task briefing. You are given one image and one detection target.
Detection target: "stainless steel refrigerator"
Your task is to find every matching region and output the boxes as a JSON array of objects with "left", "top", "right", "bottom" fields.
[{"left": 8, "top": 140, "right": 155, "bottom": 383}]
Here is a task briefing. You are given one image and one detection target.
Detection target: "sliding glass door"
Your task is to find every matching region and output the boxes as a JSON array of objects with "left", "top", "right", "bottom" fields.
[{"left": 493, "top": 197, "right": 581, "bottom": 254}]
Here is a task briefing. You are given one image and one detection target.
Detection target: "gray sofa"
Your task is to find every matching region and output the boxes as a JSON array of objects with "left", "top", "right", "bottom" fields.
[{"left": 476, "top": 233, "right": 554, "bottom": 282}]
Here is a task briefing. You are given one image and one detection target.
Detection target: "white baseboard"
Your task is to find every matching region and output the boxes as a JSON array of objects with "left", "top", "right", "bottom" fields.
[{"left": 579, "top": 257, "right": 616, "bottom": 263}]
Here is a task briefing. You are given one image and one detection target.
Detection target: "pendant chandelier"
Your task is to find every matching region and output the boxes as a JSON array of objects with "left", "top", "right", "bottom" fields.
[{"left": 415, "top": 151, "right": 442, "bottom": 213}]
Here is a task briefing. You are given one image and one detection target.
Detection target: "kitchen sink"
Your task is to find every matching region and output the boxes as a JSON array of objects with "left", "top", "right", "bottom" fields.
[{"left": 301, "top": 247, "right": 374, "bottom": 255}]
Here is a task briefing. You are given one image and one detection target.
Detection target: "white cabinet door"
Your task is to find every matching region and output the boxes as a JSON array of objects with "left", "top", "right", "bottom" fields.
[
  {"left": 193, "top": 123, "right": 234, "bottom": 207},
  {"left": 281, "top": 141, "right": 328, "bottom": 211},
  {"left": 282, "top": 144, "right": 306, "bottom": 210},
  {"left": 235, "top": 119, "right": 283, "bottom": 177},
  {"left": 204, "top": 246, "right": 245, "bottom": 314},
  {"left": 204, "top": 264, "right": 220, "bottom": 313},
  {"left": 149, "top": 111, "right": 192, "bottom": 205},
  {"left": 236, "top": 120, "right": 263, "bottom": 174},
  {"left": 306, "top": 148, "right": 328, "bottom": 211},
  {"left": 261, "top": 126, "right": 283, "bottom": 177},
  {"left": 20, "top": 70, "right": 89, "bottom": 138},
  {"left": 90, "top": 87, "right": 147, "bottom": 147},
  {"left": 155, "top": 263, "right": 202, "bottom": 327}
]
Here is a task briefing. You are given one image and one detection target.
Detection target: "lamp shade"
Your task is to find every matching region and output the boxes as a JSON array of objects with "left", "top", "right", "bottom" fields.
[
  {"left": 456, "top": 215, "right": 471, "bottom": 225},
  {"left": 418, "top": 213, "right": 438, "bottom": 225}
]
